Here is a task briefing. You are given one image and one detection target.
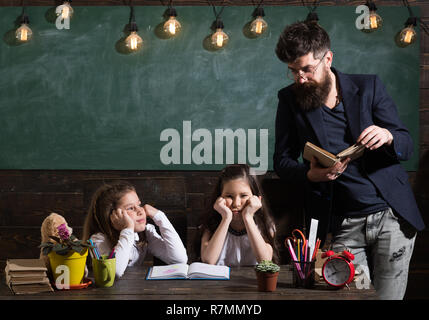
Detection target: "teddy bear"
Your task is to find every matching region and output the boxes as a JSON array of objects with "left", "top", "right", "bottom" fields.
[{"left": 39, "top": 212, "right": 73, "bottom": 269}]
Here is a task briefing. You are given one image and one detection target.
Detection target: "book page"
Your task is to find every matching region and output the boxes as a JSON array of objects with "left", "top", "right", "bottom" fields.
[
  {"left": 6, "top": 275, "right": 50, "bottom": 285},
  {"left": 11, "top": 283, "right": 53, "bottom": 294},
  {"left": 188, "top": 262, "right": 230, "bottom": 279},
  {"left": 6, "top": 271, "right": 47, "bottom": 278},
  {"left": 6, "top": 259, "right": 47, "bottom": 272},
  {"left": 148, "top": 263, "right": 189, "bottom": 279},
  {"left": 336, "top": 144, "right": 365, "bottom": 160},
  {"left": 303, "top": 142, "right": 338, "bottom": 168}
]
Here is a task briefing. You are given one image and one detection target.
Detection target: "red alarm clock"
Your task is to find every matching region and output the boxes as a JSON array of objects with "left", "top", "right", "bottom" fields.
[{"left": 321, "top": 248, "right": 355, "bottom": 288}]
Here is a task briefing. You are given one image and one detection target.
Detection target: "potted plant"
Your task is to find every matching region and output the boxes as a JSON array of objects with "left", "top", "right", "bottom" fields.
[
  {"left": 254, "top": 260, "right": 280, "bottom": 292},
  {"left": 39, "top": 223, "right": 92, "bottom": 286}
]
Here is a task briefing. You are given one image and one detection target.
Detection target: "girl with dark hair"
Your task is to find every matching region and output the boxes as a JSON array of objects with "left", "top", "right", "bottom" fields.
[
  {"left": 83, "top": 181, "right": 187, "bottom": 278},
  {"left": 199, "top": 164, "right": 278, "bottom": 266}
]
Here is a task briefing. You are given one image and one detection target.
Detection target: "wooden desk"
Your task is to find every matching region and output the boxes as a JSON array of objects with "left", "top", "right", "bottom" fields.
[{"left": 0, "top": 265, "right": 377, "bottom": 300}]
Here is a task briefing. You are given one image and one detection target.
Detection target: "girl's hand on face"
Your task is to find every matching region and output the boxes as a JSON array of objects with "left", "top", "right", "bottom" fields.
[
  {"left": 213, "top": 197, "right": 233, "bottom": 221},
  {"left": 110, "top": 208, "right": 135, "bottom": 231},
  {"left": 142, "top": 204, "right": 158, "bottom": 219},
  {"left": 242, "top": 195, "right": 262, "bottom": 219}
]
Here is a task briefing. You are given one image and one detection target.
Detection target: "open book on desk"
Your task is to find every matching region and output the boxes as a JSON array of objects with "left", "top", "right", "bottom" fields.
[
  {"left": 303, "top": 142, "right": 365, "bottom": 168},
  {"left": 146, "top": 262, "right": 230, "bottom": 280}
]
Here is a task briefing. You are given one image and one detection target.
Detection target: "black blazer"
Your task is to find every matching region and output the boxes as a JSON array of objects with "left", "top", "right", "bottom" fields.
[{"left": 273, "top": 68, "right": 425, "bottom": 237}]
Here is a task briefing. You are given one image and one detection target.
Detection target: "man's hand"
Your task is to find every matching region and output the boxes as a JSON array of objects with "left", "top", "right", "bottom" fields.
[
  {"left": 307, "top": 156, "right": 351, "bottom": 182},
  {"left": 357, "top": 125, "right": 393, "bottom": 150}
]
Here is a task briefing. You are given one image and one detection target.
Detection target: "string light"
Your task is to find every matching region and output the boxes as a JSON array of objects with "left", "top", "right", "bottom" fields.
[
  {"left": 162, "top": 1, "right": 181, "bottom": 37},
  {"left": 249, "top": 1, "right": 268, "bottom": 36},
  {"left": 398, "top": 17, "right": 417, "bottom": 47},
  {"left": 124, "top": 4, "right": 143, "bottom": 52},
  {"left": 396, "top": 0, "right": 429, "bottom": 47},
  {"left": 363, "top": 0, "right": 382, "bottom": 32},
  {"left": 56, "top": 1, "right": 74, "bottom": 20},
  {"left": 211, "top": 19, "right": 228, "bottom": 49},
  {"left": 209, "top": 1, "right": 228, "bottom": 49},
  {"left": 16, "top": 4, "right": 32, "bottom": 43},
  {"left": 164, "top": 8, "right": 181, "bottom": 36},
  {"left": 10, "top": 1, "right": 429, "bottom": 51}
]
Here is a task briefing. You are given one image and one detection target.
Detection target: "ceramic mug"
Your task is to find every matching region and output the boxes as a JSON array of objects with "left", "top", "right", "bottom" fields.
[{"left": 92, "top": 255, "right": 116, "bottom": 288}]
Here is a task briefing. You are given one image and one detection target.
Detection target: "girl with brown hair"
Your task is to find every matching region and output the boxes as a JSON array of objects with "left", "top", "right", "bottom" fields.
[
  {"left": 83, "top": 181, "right": 187, "bottom": 278},
  {"left": 199, "top": 164, "right": 279, "bottom": 266}
]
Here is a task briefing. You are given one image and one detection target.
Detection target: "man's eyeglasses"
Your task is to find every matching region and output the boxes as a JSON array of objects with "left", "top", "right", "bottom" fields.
[{"left": 287, "top": 51, "right": 328, "bottom": 81}]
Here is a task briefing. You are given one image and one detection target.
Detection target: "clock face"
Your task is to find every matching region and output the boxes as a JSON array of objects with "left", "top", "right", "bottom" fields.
[{"left": 323, "top": 258, "right": 352, "bottom": 286}]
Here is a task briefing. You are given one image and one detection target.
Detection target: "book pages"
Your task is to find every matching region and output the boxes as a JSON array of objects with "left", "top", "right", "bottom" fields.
[
  {"left": 188, "top": 262, "right": 230, "bottom": 279},
  {"left": 148, "top": 263, "right": 189, "bottom": 279}
]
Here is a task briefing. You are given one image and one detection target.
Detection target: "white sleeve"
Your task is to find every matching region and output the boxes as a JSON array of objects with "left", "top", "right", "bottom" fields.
[
  {"left": 90, "top": 228, "right": 135, "bottom": 278},
  {"left": 146, "top": 210, "right": 188, "bottom": 264}
]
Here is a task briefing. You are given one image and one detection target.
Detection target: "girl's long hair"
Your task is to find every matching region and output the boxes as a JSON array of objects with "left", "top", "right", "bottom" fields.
[
  {"left": 197, "top": 164, "right": 279, "bottom": 264},
  {"left": 83, "top": 181, "right": 146, "bottom": 247}
]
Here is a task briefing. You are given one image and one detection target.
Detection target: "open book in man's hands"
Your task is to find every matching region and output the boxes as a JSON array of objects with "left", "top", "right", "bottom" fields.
[
  {"left": 303, "top": 142, "right": 365, "bottom": 168},
  {"left": 146, "top": 262, "right": 230, "bottom": 280}
]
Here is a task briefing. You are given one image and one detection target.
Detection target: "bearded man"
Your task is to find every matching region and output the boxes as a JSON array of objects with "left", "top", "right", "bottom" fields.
[{"left": 273, "top": 21, "right": 425, "bottom": 300}]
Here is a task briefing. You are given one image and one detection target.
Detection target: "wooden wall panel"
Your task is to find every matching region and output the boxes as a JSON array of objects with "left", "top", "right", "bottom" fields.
[
  {"left": 81, "top": 177, "right": 187, "bottom": 209},
  {"left": 0, "top": 193, "right": 84, "bottom": 226},
  {"left": 0, "top": 227, "right": 50, "bottom": 260}
]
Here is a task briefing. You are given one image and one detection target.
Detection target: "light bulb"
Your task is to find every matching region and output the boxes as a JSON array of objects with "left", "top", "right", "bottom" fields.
[
  {"left": 399, "top": 25, "right": 417, "bottom": 45},
  {"left": 368, "top": 12, "right": 382, "bottom": 30},
  {"left": 362, "top": 2, "right": 381, "bottom": 33},
  {"left": 57, "top": 1, "right": 74, "bottom": 20},
  {"left": 250, "top": 16, "right": 268, "bottom": 35},
  {"left": 16, "top": 23, "right": 32, "bottom": 42},
  {"left": 211, "top": 28, "right": 229, "bottom": 49},
  {"left": 164, "top": 16, "right": 181, "bottom": 36},
  {"left": 125, "top": 31, "right": 143, "bottom": 51}
]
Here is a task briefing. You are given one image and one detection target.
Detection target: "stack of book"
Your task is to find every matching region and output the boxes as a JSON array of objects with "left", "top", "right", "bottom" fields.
[{"left": 5, "top": 259, "right": 53, "bottom": 295}]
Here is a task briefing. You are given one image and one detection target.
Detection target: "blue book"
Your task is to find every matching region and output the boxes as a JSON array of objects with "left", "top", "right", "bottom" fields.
[{"left": 146, "top": 262, "right": 230, "bottom": 280}]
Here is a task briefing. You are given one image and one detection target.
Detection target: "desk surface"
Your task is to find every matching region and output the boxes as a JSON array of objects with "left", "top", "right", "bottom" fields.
[{"left": 0, "top": 265, "right": 377, "bottom": 300}]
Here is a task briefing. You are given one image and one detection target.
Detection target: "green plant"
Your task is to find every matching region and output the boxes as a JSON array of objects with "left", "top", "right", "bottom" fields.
[
  {"left": 255, "top": 260, "right": 280, "bottom": 273},
  {"left": 39, "top": 223, "right": 92, "bottom": 256}
]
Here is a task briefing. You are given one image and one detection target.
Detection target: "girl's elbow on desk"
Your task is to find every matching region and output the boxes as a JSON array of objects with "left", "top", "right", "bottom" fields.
[
  {"left": 200, "top": 253, "right": 218, "bottom": 265},
  {"left": 170, "top": 252, "right": 188, "bottom": 264},
  {"left": 256, "top": 246, "right": 273, "bottom": 263},
  {"left": 115, "top": 270, "right": 125, "bottom": 279}
]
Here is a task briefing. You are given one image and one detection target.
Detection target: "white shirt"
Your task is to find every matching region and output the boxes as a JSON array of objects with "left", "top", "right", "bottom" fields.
[
  {"left": 216, "top": 232, "right": 258, "bottom": 267},
  {"left": 90, "top": 210, "right": 188, "bottom": 278},
  {"left": 216, "top": 223, "right": 276, "bottom": 267}
]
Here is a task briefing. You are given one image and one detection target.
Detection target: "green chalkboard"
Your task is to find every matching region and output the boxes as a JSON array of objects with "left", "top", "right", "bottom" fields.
[{"left": 0, "top": 6, "right": 420, "bottom": 171}]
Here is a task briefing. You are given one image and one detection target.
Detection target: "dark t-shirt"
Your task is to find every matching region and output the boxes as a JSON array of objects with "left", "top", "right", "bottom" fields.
[{"left": 321, "top": 102, "right": 388, "bottom": 216}]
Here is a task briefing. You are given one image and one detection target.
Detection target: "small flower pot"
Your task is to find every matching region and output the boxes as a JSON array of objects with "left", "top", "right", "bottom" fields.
[
  {"left": 255, "top": 270, "right": 279, "bottom": 292},
  {"left": 48, "top": 249, "right": 88, "bottom": 286}
]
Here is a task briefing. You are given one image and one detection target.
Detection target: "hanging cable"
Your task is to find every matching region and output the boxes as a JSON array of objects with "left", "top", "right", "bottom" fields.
[
  {"left": 402, "top": 0, "right": 429, "bottom": 36},
  {"left": 301, "top": 0, "right": 320, "bottom": 23},
  {"left": 207, "top": 0, "right": 228, "bottom": 49},
  {"left": 208, "top": 0, "right": 226, "bottom": 22}
]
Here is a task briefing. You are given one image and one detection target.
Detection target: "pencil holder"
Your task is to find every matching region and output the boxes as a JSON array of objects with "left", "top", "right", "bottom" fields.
[
  {"left": 92, "top": 255, "right": 116, "bottom": 288},
  {"left": 291, "top": 260, "right": 315, "bottom": 289}
]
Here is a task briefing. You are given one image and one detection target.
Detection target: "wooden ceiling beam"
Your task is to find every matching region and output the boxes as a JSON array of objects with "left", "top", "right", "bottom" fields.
[{"left": 0, "top": 0, "right": 423, "bottom": 7}]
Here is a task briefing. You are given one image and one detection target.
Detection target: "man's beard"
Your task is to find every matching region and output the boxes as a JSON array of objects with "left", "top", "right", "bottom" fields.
[{"left": 292, "top": 68, "right": 332, "bottom": 112}]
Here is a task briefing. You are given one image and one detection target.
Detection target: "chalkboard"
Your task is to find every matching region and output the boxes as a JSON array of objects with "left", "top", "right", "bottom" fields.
[{"left": 0, "top": 6, "right": 420, "bottom": 171}]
